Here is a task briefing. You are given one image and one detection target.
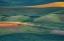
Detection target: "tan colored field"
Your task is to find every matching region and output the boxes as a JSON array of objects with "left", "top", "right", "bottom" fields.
[
  {"left": 0, "top": 22, "right": 35, "bottom": 29},
  {"left": 26, "top": 2, "right": 64, "bottom": 8}
]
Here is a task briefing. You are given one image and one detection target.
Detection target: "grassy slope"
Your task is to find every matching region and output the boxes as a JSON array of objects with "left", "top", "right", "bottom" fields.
[
  {"left": 34, "top": 14, "right": 64, "bottom": 23},
  {"left": 0, "top": 7, "right": 64, "bottom": 35},
  {"left": 0, "top": 26, "right": 51, "bottom": 35},
  {"left": 33, "top": 14, "right": 64, "bottom": 30}
]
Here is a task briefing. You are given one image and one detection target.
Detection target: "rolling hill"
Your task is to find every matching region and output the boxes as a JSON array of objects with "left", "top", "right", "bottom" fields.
[
  {"left": 34, "top": 14, "right": 64, "bottom": 23},
  {"left": 0, "top": 7, "right": 64, "bottom": 16},
  {"left": 0, "top": 1, "right": 64, "bottom": 36},
  {"left": 0, "top": 2, "right": 64, "bottom": 16},
  {"left": 27, "top": 2, "right": 64, "bottom": 8}
]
